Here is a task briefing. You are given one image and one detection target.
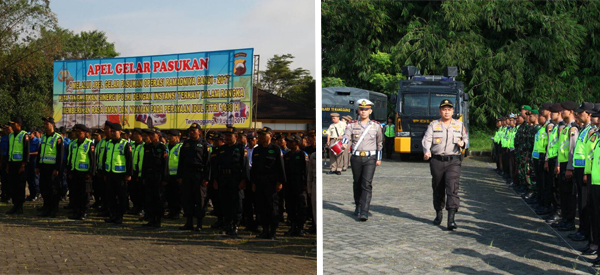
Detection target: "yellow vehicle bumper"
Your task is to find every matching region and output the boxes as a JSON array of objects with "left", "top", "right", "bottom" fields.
[{"left": 395, "top": 137, "right": 412, "bottom": 153}]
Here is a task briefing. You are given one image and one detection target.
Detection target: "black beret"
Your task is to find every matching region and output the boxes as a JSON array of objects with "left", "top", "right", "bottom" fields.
[
  {"left": 285, "top": 134, "right": 301, "bottom": 143},
  {"left": 42, "top": 117, "right": 55, "bottom": 124},
  {"left": 594, "top": 103, "right": 600, "bottom": 113},
  {"left": 541, "top": 102, "right": 554, "bottom": 111},
  {"left": 560, "top": 101, "right": 578, "bottom": 111},
  {"left": 167, "top": 129, "right": 180, "bottom": 136},
  {"left": 549, "top": 103, "right": 564, "bottom": 113},
  {"left": 188, "top": 123, "right": 200, "bottom": 130},
  {"left": 246, "top": 132, "right": 257, "bottom": 139},
  {"left": 575, "top": 102, "right": 596, "bottom": 113},
  {"left": 73, "top": 124, "right": 90, "bottom": 132},
  {"left": 104, "top": 120, "right": 112, "bottom": 126},
  {"left": 237, "top": 129, "right": 245, "bottom": 135},
  {"left": 132, "top": 128, "right": 142, "bottom": 135},
  {"left": 110, "top": 123, "right": 122, "bottom": 131},
  {"left": 142, "top": 129, "right": 153, "bottom": 135},
  {"left": 212, "top": 132, "right": 225, "bottom": 140},
  {"left": 593, "top": 112, "right": 600, "bottom": 118},
  {"left": 9, "top": 117, "right": 23, "bottom": 125},
  {"left": 58, "top": 126, "right": 67, "bottom": 134}
]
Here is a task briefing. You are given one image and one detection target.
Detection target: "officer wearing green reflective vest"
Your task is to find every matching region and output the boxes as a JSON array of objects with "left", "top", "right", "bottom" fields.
[
  {"left": 102, "top": 122, "right": 132, "bottom": 225},
  {"left": 95, "top": 121, "right": 113, "bottom": 216},
  {"left": 36, "top": 116, "right": 63, "bottom": 218},
  {"left": 384, "top": 117, "right": 395, "bottom": 159},
  {"left": 66, "top": 124, "right": 96, "bottom": 220},
  {"left": 531, "top": 103, "right": 552, "bottom": 206},
  {"left": 552, "top": 101, "right": 578, "bottom": 231},
  {"left": 569, "top": 102, "right": 596, "bottom": 242},
  {"left": 538, "top": 103, "right": 564, "bottom": 218},
  {"left": 493, "top": 118, "right": 504, "bottom": 173},
  {"left": 585, "top": 110, "right": 600, "bottom": 260},
  {"left": 127, "top": 128, "right": 145, "bottom": 216},
  {"left": 165, "top": 129, "right": 182, "bottom": 220},
  {"left": 5, "top": 117, "right": 30, "bottom": 215}
]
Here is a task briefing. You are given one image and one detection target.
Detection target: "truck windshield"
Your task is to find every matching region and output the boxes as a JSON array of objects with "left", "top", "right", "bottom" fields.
[{"left": 403, "top": 93, "right": 457, "bottom": 116}]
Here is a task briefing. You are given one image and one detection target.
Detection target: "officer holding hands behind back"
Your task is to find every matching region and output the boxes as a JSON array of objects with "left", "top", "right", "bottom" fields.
[{"left": 422, "top": 99, "right": 468, "bottom": 231}]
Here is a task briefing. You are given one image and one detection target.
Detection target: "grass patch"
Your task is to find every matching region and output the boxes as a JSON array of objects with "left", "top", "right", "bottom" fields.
[{"left": 468, "top": 127, "right": 494, "bottom": 151}]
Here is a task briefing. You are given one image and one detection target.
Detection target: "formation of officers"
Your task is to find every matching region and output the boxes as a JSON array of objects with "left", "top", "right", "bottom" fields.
[
  {"left": 0, "top": 117, "right": 317, "bottom": 240},
  {"left": 493, "top": 101, "right": 600, "bottom": 266}
]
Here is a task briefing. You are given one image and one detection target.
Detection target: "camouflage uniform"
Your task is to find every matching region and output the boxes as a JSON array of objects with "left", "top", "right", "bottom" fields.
[
  {"left": 515, "top": 121, "right": 530, "bottom": 186},
  {"left": 526, "top": 124, "right": 540, "bottom": 186}
]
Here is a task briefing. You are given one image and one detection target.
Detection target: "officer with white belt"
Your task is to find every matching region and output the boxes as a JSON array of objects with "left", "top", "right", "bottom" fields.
[
  {"left": 422, "top": 99, "right": 468, "bottom": 230},
  {"left": 342, "top": 99, "right": 383, "bottom": 221}
]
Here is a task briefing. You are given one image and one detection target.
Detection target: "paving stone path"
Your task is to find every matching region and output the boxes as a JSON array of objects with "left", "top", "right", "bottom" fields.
[
  {"left": 0, "top": 199, "right": 315, "bottom": 274},
  {"left": 323, "top": 156, "right": 596, "bottom": 274}
]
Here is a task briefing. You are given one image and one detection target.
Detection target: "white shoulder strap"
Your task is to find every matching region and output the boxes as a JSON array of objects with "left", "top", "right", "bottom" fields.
[{"left": 352, "top": 122, "right": 372, "bottom": 154}]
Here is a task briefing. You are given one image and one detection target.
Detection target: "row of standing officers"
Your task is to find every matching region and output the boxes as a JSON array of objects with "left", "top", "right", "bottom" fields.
[{"left": 1, "top": 117, "right": 317, "bottom": 240}]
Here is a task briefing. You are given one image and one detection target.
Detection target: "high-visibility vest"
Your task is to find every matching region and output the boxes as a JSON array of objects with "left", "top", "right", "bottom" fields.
[
  {"left": 533, "top": 122, "right": 548, "bottom": 158},
  {"left": 104, "top": 139, "right": 128, "bottom": 173},
  {"left": 97, "top": 138, "right": 109, "bottom": 170},
  {"left": 384, "top": 125, "right": 395, "bottom": 138},
  {"left": 584, "top": 131, "right": 599, "bottom": 174},
  {"left": 557, "top": 124, "right": 572, "bottom": 163},
  {"left": 8, "top": 130, "right": 27, "bottom": 162},
  {"left": 573, "top": 124, "right": 591, "bottom": 168},
  {"left": 68, "top": 138, "right": 92, "bottom": 172},
  {"left": 168, "top": 143, "right": 183, "bottom": 175},
  {"left": 547, "top": 123, "right": 561, "bottom": 159},
  {"left": 40, "top": 132, "right": 61, "bottom": 164},
  {"left": 591, "top": 141, "right": 600, "bottom": 185},
  {"left": 132, "top": 142, "right": 145, "bottom": 175}
]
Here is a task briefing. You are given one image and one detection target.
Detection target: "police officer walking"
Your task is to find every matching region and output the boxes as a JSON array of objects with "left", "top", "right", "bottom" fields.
[
  {"left": 213, "top": 126, "right": 248, "bottom": 236},
  {"left": 177, "top": 123, "right": 210, "bottom": 231},
  {"left": 36, "top": 117, "right": 63, "bottom": 217},
  {"left": 5, "top": 117, "right": 30, "bottom": 215},
  {"left": 422, "top": 99, "right": 468, "bottom": 230},
  {"left": 66, "top": 124, "right": 95, "bottom": 220},
  {"left": 251, "top": 127, "right": 286, "bottom": 239},
  {"left": 102, "top": 123, "right": 133, "bottom": 225},
  {"left": 341, "top": 99, "right": 383, "bottom": 221}
]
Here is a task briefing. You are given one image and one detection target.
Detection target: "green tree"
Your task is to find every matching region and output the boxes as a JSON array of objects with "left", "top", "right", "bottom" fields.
[{"left": 260, "top": 54, "right": 315, "bottom": 108}]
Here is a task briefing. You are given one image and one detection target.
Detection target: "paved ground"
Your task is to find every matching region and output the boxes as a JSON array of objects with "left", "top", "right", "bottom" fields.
[
  {"left": 323, "top": 156, "right": 597, "bottom": 274},
  {"left": 0, "top": 198, "right": 316, "bottom": 274}
]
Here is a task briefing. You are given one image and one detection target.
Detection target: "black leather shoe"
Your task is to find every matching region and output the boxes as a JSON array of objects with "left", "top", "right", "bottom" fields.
[
  {"left": 557, "top": 221, "right": 575, "bottom": 231},
  {"left": 447, "top": 209, "right": 457, "bottom": 231},
  {"left": 582, "top": 249, "right": 598, "bottom": 256},
  {"left": 353, "top": 206, "right": 360, "bottom": 217},
  {"left": 578, "top": 245, "right": 590, "bottom": 253},
  {"left": 327, "top": 171, "right": 336, "bottom": 175},
  {"left": 536, "top": 207, "right": 552, "bottom": 216},
  {"left": 545, "top": 215, "right": 561, "bottom": 224},
  {"left": 359, "top": 214, "right": 368, "bottom": 221},
  {"left": 591, "top": 255, "right": 600, "bottom": 264},
  {"left": 550, "top": 220, "right": 565, "bottom": 228},
  {"left": 433, "top": 211, "right": 443, "bottom": 225},
  {"left": 571, "top": 234, "right": 587, "bottom": 242}
]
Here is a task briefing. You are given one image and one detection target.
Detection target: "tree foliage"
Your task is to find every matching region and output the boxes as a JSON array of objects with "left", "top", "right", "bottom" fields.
[
  {"left": 260, "top": 54, "right": 315, "bottom": 109},
  {"left": 0, "top": 0, "right": 118, "bottom": 129},
  {"left": 322, "top": 0, "right": 600, "bottom": 128}
]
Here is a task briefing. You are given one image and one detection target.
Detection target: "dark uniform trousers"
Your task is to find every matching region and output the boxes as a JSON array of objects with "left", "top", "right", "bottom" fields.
[
  {"left": 575, "top": 168, "right": 591, "bottom": 238},
  {"left": 255, "top": 175, "right": 280, "bottom": 231},
  {"left": 350, "top": 155, "right": 376, "bottom": 214},
  {"left": 559, "top": 163, "right": 576, "bottom": 222},
  {"left": 92, "top": 173, "right": 104, "bottom": 207},
  {"left": 285, "top": 179, "right": 307, "bottom": 227},
  {"left": 502, "top": 148, "right": 510, "bottom": 175},
  {"left": 590, "top": 183, "right": 600, "bottom": 248},
  {"left": 165, "top": 175, "right": 181, "bottom": 216},
  {"left": 8, "top": 162, "right": 27, "bottom": 206},
  {"left": 69, "top": 171, "right": 91, "bottom": 215},
  {"left": 106, "top": 172, "right": 128, "bottom": 220},
  {"left": 128, "top": 173, "right": 144, "bottom": 212},
  {"left": 217, "top": 173, "right": 244, "bottom": 226},
  {"left": 39, "top": 164, "right": 61, "bottom": 212},
  {"left": 0, "top": 160, "right": 9, "bottom": 200},
  {"left": 144, "top": 173, "right": 163, "bottom": 223},
  {"left": 533, "top": 154, "right": 545, "bottom": 203},
  {"left": 208, "top": 179, "right": 220, "bottom": 219},
  {"left": 181, "top": 171, "right": 207, "bottom": 222},
  {"left": 430, "top": 157, "right": 461, "bottom": 211},
  {"left": 243, "top": 188, "right": 257, "bottom": 228},
  {"left": 544, "top": 158, "right": 559, "bottom": 210},
  {"left": 384, "top": 136, "right": 394, "bottom": 159}
]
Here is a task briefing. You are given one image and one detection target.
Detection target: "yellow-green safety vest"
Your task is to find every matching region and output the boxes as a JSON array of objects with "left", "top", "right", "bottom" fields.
[
  {"left": 8, "top": 130, "right": 27, "bottom": 162},
  {"left": 573, "top": 124, "right": 591, "bottom": 168},
  {"left": 591, "top": 140, "right": 600, "bottom": 185},
  {"left": 585, "top": 131, "right": 599, "bottom": 174},
  {"left": 68, "top": 138, "right": 92, "bottom": 172},
  {"left": 105, "top": 139, "right": 128, "bottom": 173},
  {"left": 133, "top": 142, "right": 144, "bottom": 177},
  {"left": 533, "top": 122, "right": 549, "bottom": 159},
  {"left": 557, "top": 124, "right": 572, "bottom": 163},
  {"left": 40, "top": 132, "right": 61, "bottom": 164},
  {"left": 168, "top": 143, "right": 183, "bottom": 175},
  {"left": 547, "top": 123, "right": 561, "bottom": 159}
]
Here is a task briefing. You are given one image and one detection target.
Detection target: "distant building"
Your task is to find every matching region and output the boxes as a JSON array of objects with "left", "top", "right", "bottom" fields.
[{"left": 253, "top": 88, "right": 315, "bottom": 133}]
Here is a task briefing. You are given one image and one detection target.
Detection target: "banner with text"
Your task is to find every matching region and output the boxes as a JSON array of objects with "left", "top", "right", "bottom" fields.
[{"left": 53, "top": 48, "right": 254, "bottom": 130}]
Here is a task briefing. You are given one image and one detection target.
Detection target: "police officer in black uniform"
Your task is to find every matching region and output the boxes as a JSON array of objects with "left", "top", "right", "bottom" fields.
[
  {"left": 102, "top": 123, "right": 133, "bottom": 225},
  {"left": 209, "top": 132, "right": 225, "bottom": 230},
  {"left": 36, "top": 117, "right": 64, "bottom": 218},
  {"left": 251, "top": 127, "right": 286, "bottom": 239},
  {"left": 178, "top": 123, "right": 211, "bottom": 231},
  {"left": 284, "top": 134, "right": 309, "bottom": 236},
  {"left": 141, "top": 127, "right": 168, "bottom": 228},
  {"left": 66, "top": 124, "right": 96, "bottom": 220},
  {"left": 164, "top": 129, "right": 182, "bottom": 219},
  {"left": 213, "top": 126, "right": 248, "bottom": 236}
]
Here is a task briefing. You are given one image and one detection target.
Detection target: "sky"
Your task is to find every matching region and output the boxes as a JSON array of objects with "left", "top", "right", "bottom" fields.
[{"left": 49, "top": 0, "right": 316, "bottom": 77}]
